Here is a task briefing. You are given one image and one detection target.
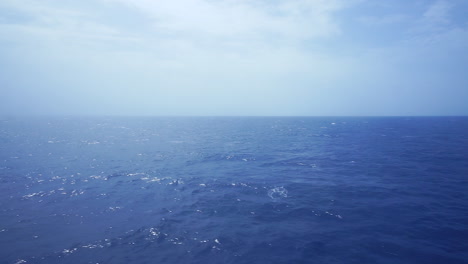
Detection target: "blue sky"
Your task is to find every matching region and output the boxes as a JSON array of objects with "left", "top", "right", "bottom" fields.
[{"left": 0, "top": 0, "right": 467, "bottom": 116}]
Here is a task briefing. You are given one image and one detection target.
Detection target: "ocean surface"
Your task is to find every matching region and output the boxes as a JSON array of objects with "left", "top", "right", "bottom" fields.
[{"left": 0, "top": 117, "right": 467, "bottom": 264}]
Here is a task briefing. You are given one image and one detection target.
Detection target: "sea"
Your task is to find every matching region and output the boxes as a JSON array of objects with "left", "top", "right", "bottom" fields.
[{"left": 0, "top": 117, "right": 467, "bottom": 264}]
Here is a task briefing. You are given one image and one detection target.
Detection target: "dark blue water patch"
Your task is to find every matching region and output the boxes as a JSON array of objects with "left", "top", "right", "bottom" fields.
[{"left": 0, "top": 117, "right": 467, "bottom": 264}]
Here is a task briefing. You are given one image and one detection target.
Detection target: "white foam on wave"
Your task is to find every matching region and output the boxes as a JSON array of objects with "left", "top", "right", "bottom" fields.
[
  {"left": 141, "top": 176, "right": 162, "bottom": 183},
  {"left": 70, "top": 189, "right": 85, "bottom": 197},
  {"left": 323, "top": 211, "right": 343, "bottom": 219},
  {"left": 62, "top": 248, "right": 78, "bottom": 254},
  {"left": 108, "top": 206, "right": 122, "bottom": 212},
  {"left": 168, "top": 179, "right": 184, "bottom": 185},
  {"left": 22, "top": 191, "right": 46, "bottom": 199},
  {"left": 149, "top": 227, "right": 160, "bottom": 237},
  {"left": 268, "top": 187, "right": 288, "bottom": 199},
  {"left": 82, "top": 243, "right": 104, "bottom": 249},
  {"left": 127, "top": 172, "right": 146, "bottom": 177}
]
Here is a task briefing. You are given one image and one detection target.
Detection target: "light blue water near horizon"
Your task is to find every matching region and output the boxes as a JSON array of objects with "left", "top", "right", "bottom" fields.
[{"left": 0, "top": 117, "right": 467, "bottom": 264}]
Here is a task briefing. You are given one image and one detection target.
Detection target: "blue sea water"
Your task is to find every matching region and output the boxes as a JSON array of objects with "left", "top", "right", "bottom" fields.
[{"left": 0, "top": 117, "right": 467, "bottom": 264}]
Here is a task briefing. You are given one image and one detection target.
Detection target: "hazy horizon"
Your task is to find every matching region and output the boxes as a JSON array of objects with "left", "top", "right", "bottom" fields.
[
  {"left": 2, "top": 114, "right": 467, "bottom": 118},
  {"left": 1, "top": 0, "right": 467, "bottom": 116}
]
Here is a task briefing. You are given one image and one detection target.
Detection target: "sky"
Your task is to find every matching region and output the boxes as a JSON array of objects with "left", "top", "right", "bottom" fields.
[{"left": 0, "top": 0, "right": 467, "bottom": 116}]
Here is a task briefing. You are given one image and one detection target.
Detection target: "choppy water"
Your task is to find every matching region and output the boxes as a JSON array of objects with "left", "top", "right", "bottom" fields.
[{"left": 0, "top": 117, "right": 467, "bottom": 264}]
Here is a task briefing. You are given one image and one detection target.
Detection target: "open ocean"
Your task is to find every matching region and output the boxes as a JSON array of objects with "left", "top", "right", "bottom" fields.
[{"left": 0, "top": 117, "right": 467, "bottom": 264}]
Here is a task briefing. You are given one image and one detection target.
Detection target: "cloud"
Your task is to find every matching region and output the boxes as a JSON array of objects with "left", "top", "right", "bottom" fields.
[
  {"left": 401, "top": 0, "right": 453, "bottom": 37},
  {"left": 0, "top": 0, "right": 350, "bottom": 73},
  {"left": 423, "top": 0, "right": 452, "bottom": 25},
  {"left": 357, "top": 14, "right": 410, "bottom": 27},
  {"left": 0, "top": 0, "right": 467, "bottom": 116},
  {"left": 0, "top": 0, "right": 140, "bottom": 50},
  {"left": 105, "top": 0, "right": 344, "bottom": 39}
]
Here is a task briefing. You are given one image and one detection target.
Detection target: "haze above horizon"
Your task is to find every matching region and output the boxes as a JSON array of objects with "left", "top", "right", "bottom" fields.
[{"left": 1, "top": 0, "right": 467, "bottom": 116}]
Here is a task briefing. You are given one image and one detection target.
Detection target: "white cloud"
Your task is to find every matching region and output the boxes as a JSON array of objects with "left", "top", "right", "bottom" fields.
[
  {"left": 423, "top": 0, "right": 452, "bottom": 24},
  {"left": 357, "top": 14, "right": 410, "bottom": 26},
  {"left": 0, "top": 0, "right": 351, "bottom": 70},
  {"left": 413, "top": 0, "right": 454, "bottom": 34},
  {"left": 103, "top": 0, "right": 344, "bottom": 41},
  {"left": 0, "top": 0, "right": 139, "bottom": 49},
  {"left": 1, "top": 0, "right": 466, "bottom": 115}
]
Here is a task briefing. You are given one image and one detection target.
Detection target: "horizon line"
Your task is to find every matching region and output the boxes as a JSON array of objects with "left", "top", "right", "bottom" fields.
[{"left": 1, "top": 114, "right": 468, "bottom": 118}]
